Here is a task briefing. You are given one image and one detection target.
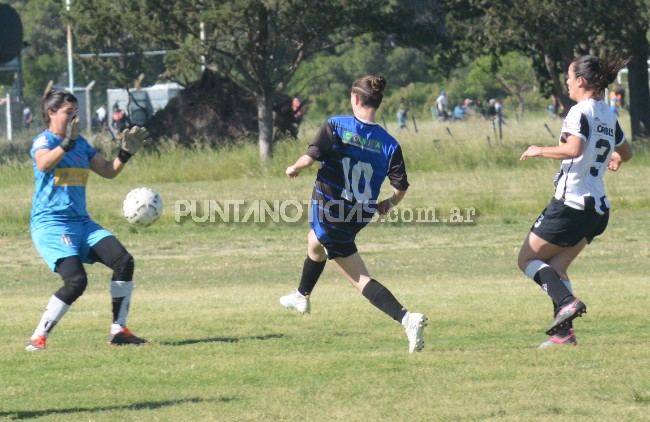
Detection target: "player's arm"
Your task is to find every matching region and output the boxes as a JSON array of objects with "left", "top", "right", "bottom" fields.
[
  {"left": 34, "top": 147, "right": 66, "bottom": 172},
  {"left": 91, "top": 126, "right": 150, "bottom": 179},
  {"left": 377, "top": 188, "right": 407, "bottom": 215},
  {"left": 34, "top": 115, "right": 81, "bottom": 172},
  {"left": 608, "top": 140, "right": 633, "bottom": 171},
  {"left": 378, "top": 145, "right": 409, "bottom": 214},
  {"left": 89, "top": 153, "right": 126, "bottom": 179},
  {"left": 520, "top": 134, "right": 584, "bottom": 161},
  {"left": 286, "top": 121, "right": 333, "bottom": 178},
  {"left": 286, "top": 154, "right": 315, "bottom": 178}
]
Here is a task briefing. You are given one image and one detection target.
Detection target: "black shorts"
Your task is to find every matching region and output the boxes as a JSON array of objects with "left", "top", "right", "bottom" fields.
[
  {"left": 531, "top": 197, "right": 609, "bottom": 247},
  {"left": 319, "top": 237, "right": 358, "bottom": 260}
]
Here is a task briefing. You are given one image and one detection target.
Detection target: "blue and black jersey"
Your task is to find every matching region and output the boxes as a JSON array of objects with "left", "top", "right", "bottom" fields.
[{"left": 307, "top": 115, "right": 409, "bottom": 242}]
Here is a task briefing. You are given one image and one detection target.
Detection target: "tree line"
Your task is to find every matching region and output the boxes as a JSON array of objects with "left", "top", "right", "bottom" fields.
[{"left": 5, "top": 0, "right": 650, "bottom": 160}]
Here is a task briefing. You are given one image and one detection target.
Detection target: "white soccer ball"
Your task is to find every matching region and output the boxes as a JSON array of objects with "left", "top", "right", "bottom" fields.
[{"left": 123, "top": 187, "right": 163, "bottom": 226}]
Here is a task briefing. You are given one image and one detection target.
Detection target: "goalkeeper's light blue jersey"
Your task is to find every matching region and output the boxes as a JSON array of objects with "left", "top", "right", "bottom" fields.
[{"left": 30, "top": 130, "right": 97, "bottom": 229}]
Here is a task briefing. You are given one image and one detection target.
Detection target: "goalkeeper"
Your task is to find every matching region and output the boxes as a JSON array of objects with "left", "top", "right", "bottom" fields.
[{"left": 25, "top": 90, "right": 150, "bottom": 351}]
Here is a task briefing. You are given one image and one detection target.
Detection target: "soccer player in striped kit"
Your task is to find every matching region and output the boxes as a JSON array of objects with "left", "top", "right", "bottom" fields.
[
  {"left": 518, "top": 55, "right": 633, "bottom": 347},
  {"left": 280, "top": 75, "right": 427, "bottom": 353}
]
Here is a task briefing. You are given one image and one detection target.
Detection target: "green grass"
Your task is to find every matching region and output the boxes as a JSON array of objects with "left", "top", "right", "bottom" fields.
[{"left": 1, "top": 117, "right": 650, "bottom": 421}]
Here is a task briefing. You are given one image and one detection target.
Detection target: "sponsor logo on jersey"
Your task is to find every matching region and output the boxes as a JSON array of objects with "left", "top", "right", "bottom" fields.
[
  {"left": 341, "top": 130, "right": 382, "bottom": 152},
  {"left": 596, "top": 124, "right": 614, "bottom": 137},
  {"left": 54, "top": 168, "right": 89, "bottom": 186}
]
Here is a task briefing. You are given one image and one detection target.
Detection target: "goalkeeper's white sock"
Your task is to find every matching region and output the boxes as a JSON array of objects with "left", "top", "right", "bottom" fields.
[
  {"left": 110, "top": 280, "right": 134, "bottom": 330},
  {"left": 32, "top": 295, "right": 70, "bottom": 339}
]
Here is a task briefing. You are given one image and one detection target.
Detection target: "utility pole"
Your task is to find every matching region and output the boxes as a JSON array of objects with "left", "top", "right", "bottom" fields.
[{"left": 66, "top": 0, "right": 74, "bottom": 92}]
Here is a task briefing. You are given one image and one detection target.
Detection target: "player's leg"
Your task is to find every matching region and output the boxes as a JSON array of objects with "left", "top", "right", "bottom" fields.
[
  {"left": 27, "top": 223, "right": 86, "bottom": 351},
  {"left": 538, "top": 234, "right": 591, "bottom": 347},
  {"left": 88, "top": 236, "right": 146, "bottom": 345},
  {"left": 518, "top": 232, "right": 576, "bottom": 308},
  {"left": 332, "top": 252, "right": 427, "bottom": 353},
  {"left": 539, "top": 252, "right": 582, "bottom": 348},
  {"left": 300, "top": 230, "right": 327, "bottom": 295},
  {"left": 26, "top": 256, "right": 87, "bottom": 351},
  {"left": 519, "top": 232, "right": 587, "bottom": 336},
  {"left": 280, "top": 230, "right": 327, "bottom": 314}
]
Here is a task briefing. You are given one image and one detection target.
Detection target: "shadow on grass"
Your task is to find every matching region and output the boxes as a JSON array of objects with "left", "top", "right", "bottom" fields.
[
  {"left": 0, "top": 397, "right": 237, "bottom": 420},
  {"left": 159, "top": 333, "right": 284, "bottom": 346}
]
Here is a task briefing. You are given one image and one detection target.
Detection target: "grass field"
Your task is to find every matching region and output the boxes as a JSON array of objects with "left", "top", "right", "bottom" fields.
[{"left": 1, "top": 117, "right": 650, "bottom": 421}]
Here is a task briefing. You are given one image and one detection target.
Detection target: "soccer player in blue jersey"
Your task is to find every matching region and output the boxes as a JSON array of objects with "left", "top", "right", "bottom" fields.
[
  {"left": 26, "top": 90, "right": 150, "bottom": 351},
  {"left": 518, "top": 55, "right": 633, "bottom": 348},
  {"left": 280, "top": 75, "right": 427, "bottom": 353}
]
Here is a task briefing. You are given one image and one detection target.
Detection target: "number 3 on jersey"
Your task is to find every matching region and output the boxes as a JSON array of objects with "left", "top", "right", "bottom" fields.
[
  {"left": 341, "top": 157, "right": 374, "bottom": 203},
  {"left": 590, "top": 138, "right": 612, "bottom": 176}
]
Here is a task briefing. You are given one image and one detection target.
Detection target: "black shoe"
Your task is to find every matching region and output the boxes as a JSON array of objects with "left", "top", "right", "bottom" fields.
[
  {"left": 108, "top": 327, "right": 147, "bottom": 346},
  {"left": 545, "top": 298, "right": 586, "bottom": 336}
]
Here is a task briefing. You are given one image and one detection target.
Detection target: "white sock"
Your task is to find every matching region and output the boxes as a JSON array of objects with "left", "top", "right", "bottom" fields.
[
  {"left": 524, "top": 260, "right": 550, "bottom": 280},
  {"left": 401, "top": 311, "right": 411, "bottom": 327},
  {"left": 111, "top": 280, "right": 134, "bottom": 328},
  {"left": 32, "top": 295, "right": 70, "bottom": 339}
]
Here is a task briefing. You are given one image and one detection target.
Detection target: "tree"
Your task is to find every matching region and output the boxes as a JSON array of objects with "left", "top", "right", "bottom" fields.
[
  {"left": 70, "top": 0, "right": 443, "bottom": 160},
  {"left": 288, "top": 35, "right": 436, "bottom": 120},
  {"left": 611, "top": 2, "right": 650, "bottom": 139},
  {"left": 4, "top": 0, "right": 67, "bottom": 105},
  {"left": 443, "top": 0, "right": 650, "bottom": 139}
]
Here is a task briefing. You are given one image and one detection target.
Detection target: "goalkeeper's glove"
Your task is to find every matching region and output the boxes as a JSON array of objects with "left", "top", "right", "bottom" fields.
[
  {"left": 118, "top": 126, "right": 150, "bottom": 163},
  {"left": 60, "top": 114, "right": 81, "bottom": 152}
]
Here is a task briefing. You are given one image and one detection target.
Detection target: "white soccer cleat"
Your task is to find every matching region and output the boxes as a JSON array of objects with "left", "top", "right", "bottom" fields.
[
  {"left": 280, "top": 290, "right": 311, "bottom": 314},
  {"left": 403, "top": 312, "right": 427, "bottom": 353}
]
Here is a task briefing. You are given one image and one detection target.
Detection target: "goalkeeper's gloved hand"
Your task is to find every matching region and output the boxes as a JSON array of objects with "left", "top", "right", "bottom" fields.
[
  {"left": 60, "top": 114, "right": 81, "bottom": 152},
  {"left": 118, "top": 126, "right": 150, "bottom": 163}
]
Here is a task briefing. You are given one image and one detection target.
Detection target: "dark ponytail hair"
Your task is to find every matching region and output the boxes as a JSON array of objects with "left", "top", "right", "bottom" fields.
[
  {"left": 351, "top": 75, "right": 387, "bottom": 109},
  {"left": 572, "top": 54, "right": 631, "bottom": 99},
  {"left": 41, "top": 90, "right": 78, "bottom": 127}
]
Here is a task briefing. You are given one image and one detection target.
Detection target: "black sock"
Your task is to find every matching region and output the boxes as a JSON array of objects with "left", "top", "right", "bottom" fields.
[
  {"left": 297, "top": 257, "right": 326, "bottom": 296},
  {"left": 533, "top": 267, "right": 573, "bottom": 306},
  {"left": 112, "top": 297, "right": 124, "bottom": 323},
  {"left": 361, "top": 279, "right": 407, "bottom": 323}
]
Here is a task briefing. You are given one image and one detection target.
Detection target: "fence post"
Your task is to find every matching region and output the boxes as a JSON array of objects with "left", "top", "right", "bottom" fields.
[
  {"left": 5, "top": 93, "right": 12, "bottom": 141},
  {"left": 85, "top": 80, "right": 95, "bottom": 133}
]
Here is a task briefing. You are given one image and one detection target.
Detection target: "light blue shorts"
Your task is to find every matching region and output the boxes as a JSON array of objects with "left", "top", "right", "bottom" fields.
[{"left": 31, "top": 219, "right": 113, "bottom": 271}]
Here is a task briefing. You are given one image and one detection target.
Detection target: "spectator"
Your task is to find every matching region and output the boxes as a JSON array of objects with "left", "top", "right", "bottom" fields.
[
  {"left": 609, "top": 95, "right": 618, "bottom": 116},
  {"left": 23, "top": 106, "right": 34, "bottom": 129},
  {"left": 95, "top": 104, "right": 107, "bottom": 130},
  {"left": 463, "top": 98, "right": 474, "bottom": 116},
  {"left": 292, "top": 95, "right": 304, "bottom": 124},
  {"left": 112, "top": 103, "right": 129, "bottom": 135},
  {"left": 453, "top": 104, "right": 465, "bottom": 120},
  {"left": 396, "top": 98, "right": 409, "bottom": 129},
  {"left": 613, "top": 84, "right": 625, "bottom": 108},
  {"left": 475, "top": 99, "right": 486, "bottom": 118},
  {"left": 487, "top": 98, "right": 503, "bottom": 121},
  {"left": 435, "top": 90, "right": 450, "bottom": 121}
]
